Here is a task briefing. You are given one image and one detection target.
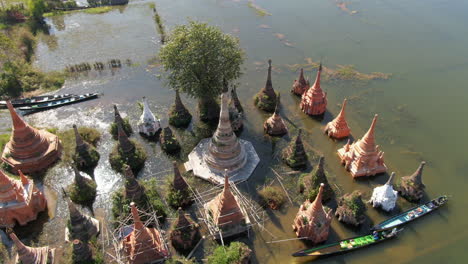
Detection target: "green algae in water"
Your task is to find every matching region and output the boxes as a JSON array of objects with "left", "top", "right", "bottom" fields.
[{"left": 247, "top": 1, "right": 271, "bottom": 17}]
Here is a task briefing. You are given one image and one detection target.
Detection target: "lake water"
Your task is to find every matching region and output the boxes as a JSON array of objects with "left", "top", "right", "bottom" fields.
[{"left": 28, "top": 0, "right": 468, "bottom": 263}]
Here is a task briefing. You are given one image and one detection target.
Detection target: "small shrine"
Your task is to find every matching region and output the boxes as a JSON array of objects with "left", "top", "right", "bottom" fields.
[
  {"left": 291, "top": 68, "right": 310, "bottom": 96},
  {"left": 398, "top": 161, "right": 426, "bottom": 202},
  {"left": 170, "top": 208, "right": 200, "bottom": 253},
  {"left": 324, "top": 98, "right": 351, "bottom": 139},
  {"left": 300, "top": 63, "right": 327, "bottom": 117},
  {"left": 72, "top": 239, "right": 92, "bottom": 263},
  {"left": 300, "top": 157, "right": 334, "bottom": 201},
  {"left": 122, "top": 203, "right": 169, "bottom": 264},
  {"left": 186, "top": 91, "right": 259, "bottom": 184},
  {"left": 159, "top": 127, "right": 181, "bottom": 154},
  {"left": 229, "top": 86, "right": 244, "bottom": 132},
  {"left": 337, "top": 114, "right": 387, "bottom": 177},
  {"left": 335, "top": 191, "right": 367, "bottom": 226},
  {"left": 254, "top": 59, "right": 278, "bottom": 112},
  {"left": 205, "top": 170, "right": 250, "bottom": 238},
  {"left": 292, "top": 183, "right": 332, "bottom": 244},
  {"left": 370, "top": 172, "right": 398, "bottom": 212},
  {"left": 168, "top": 162, "right": 193, "bottom": 208},
  {"left": 73, "top": 124, "right": 100, "bottom": 171},
  {"left": 0, "top": 170, "right": 47, "bottom": 228},
  {"left": 9, "top": 231, "right": 55, "bottom": 264},
  {"left": 282, "top": 129, "right": 308, "bottom": 169},
  {"left": 137, "top": 97, "right": 161, "bottom": 137},
  {"left": 67, "top": 198, "right": 100, "bottom": 241},
  {"left": 67, "top": 167, "right": 97, "bottom": 206},
  {"left": 123, "top": 164, "right": 144, "bottom": 201},
  {"left": 168, "top": 89, "right": 192, "bottom": 128},
  {"left": 264, "top": 93, "right": 288, "bottom": 137},
  {"left": 1, "top": 101, "right": 62, "bottom": 174}
]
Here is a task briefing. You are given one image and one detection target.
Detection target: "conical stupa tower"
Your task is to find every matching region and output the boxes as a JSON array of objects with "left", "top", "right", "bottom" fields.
[
  {"left": 302, "top": 157, "right": 334, "bottom": 201},
  {"left": 398, "top": 161, "right": 426, "bottom": 202},
  {"left": 67, "top": 198, "right": 100, "bottom": 241},
  {"left": 74, "top": 124, "right": 87, "bottom": 153},
  {"left": 9, "top": 231, "right": 55, "bottom": 264},
  {"left": 137, "top": 97, "right": 161, "bottom": 137},
  {"left": 118, "top": 122, "right": 135, "bottom": 154},
  {"left": 254, "top": 59, "right": 278, "bottom": 112},
  {"left": 73, "top": 124, "right": 100, "bottom": 171},
  {"left": 170, "top": 208, "right": 200, "bottom": 253},
  {"left": 72, "top": 239, "right": 93, "bottom": 263},
  {"left": 293, "top": 183, "right": 332, "bottom": 243},
  {"left": 300, "top": 63, "right": 327, "bottom": 116},
  {"left": 283, "top": 129, "right": 308, "bottom": 169},
  {"left": 370, "top": 172, "right": 398, "bottom": 211},
  {"left": 324, "top": 99, "right": 351, "bottom": 139},
  {"left": 264, "top": 93, "right": 288, "bottom": 136},
  {"left": 168, "top": 89, "right": 192, "bottom": 128},
  {"left": 230, "top": 86, "right": 243, "bottom": 113},
  {"left": 123, "top": 164, "right": 144, "bottom": 201},
  {"left": 172, "top": 162, "right": 188, "bottom": 191},
  {"left": 0, "top": 170, "right": 46, "bottom": 227},
  {"left": 337, "top": 114, "right": 387, "bottom": 177},
  {"left": 291, "top": 68, "right": 310, "bottom": 96},
  {"left": 114, "top": 104, "right": 124, "bottom": 125},
  {"left": 1, "top": 101, "right": 61, "bottom": 174}
]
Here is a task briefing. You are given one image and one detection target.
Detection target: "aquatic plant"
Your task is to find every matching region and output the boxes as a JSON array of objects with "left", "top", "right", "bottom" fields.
[
  {"left": 258, "top": 186, "right": 286, "bottom": 210},
  {"left": 84, "top": 6, "right": 113, "bottom": 15},
  {"left": 247, "top": 1, "right": 271, "bottom": 17},
  {"left": 207, "top": 242, "right": 252, "bottom": 264},
  {"left": 152, "top": 3, "right": 166, "bottom": 43}
]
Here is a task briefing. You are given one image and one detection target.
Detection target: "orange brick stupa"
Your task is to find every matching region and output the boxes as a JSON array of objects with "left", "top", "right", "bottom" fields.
[
  {"left": 292, "top": 183, "right": 332, "bottom": 243},
  {"left": 300, "top": 64, "right": 327, "bottom": 117},
  {"left": 291, "top": 68, "right": 310, "bottom": 96},
  {"left": 0, "top": 170, "right": 47, "bottom": 228},
  {"left": 337, "top": 114, "right": 387, "bottom": 177},
  {"left": 9, "top": 231, "right": 55, "bottom": 264},
  {"left": 122, "top": 203, "right": 169, "bottom": 264},
  {"left": 324, "top": 98, "right": 351, "bottom": 139},
  {"left": 1, "top": 101, "right": 61, "bottom": 174}
]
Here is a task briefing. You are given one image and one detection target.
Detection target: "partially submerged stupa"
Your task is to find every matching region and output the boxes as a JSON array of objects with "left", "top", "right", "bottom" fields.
[
  {"left": 112, "top": 104, "right": 133, "bottom": 139},
  {"left": 186, "top": 91, "right": 259, "bottom": 184},
  {"left": 72, "top": 239, "right": 92, "bottom": 263},
  {"left": 0, "top": 170, "right": 47, "bottom": 228},
  {"left": 264, "top": 93, "right": 288, "bottom": 137},
  {"left": 335, "top": 191, "right": 367, "bottom": 226},
  {"left": 300, "top": 63, "right": 327, "bottom": 117},
  {"left": 291, "top": 68, "right": 310, "bottom": 96},
  {"left": 73, "top": 124, "right": 100, "bottom": 171},
  {"left": 122, "top": 203, "right": 169, "bottom": 264},
  {"left": 254, "top": 59, "right": 278, "bottom": 112},
  {"left": 123, "top": 164, "right": 144, "bottom": 201},
  {"left": 229, "top": 86, "right": 244, "bottom": 132},
  {"left": 337, "top": 114, "right": 387, "bottom": 177},
  {"left": 398, "top": 161, "right": 426, "bottom": 202},
  {"left": 67, "top": 198, "right": 100, "bottom": 241},
  {"left": 324, "top": 99, "right": 351, "bottom": 139},
  {"left": 159, "top": 126, "right": 181, "bottom": 154},
  {"left": 282, "top": 129, "right": 308, "bottom": 169},
  {"left": 292, "top": 183, "right": 332, "bottom": 244},
  {"left": 1, "top": 101, "right": 61, "bottom": 174},
  {"left": 370, "top": 172, "right": 398, "bottom": 212},
  {"left": 168, "top": 89, "right": 192, "bottom": 128},
  {"left": 9, "top": 231, "right": 55, "bottom": 264},
  {"left": 137, "top": 97, "right": 161, "bottom": 137},
  {"left": 300, "top": 157, "right": 334, "bottom": 201},
  {"left": 205, "top": 170, "right": 250, "bottom": 238},
  {"left": 168, "top": 161, "right": 193, "bottom": 208},
  {"left": 170, "top": 208, "right": 200, "bottom": 253}
]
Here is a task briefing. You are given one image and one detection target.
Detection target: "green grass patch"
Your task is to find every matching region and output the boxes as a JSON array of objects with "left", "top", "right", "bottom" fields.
[
  {"left": 84, "top": 6, "right": 113, "bottom": 14},
  {"left": 57, "top": 127, "right": 101, "bottom": 164},
  {"left": 247, "top": 1, "right": 271, "bottom": 17},
  {"left": 207, "top": 242, "right": 251, "bottom": 264},
  {"left": 0, "top": 134, "right": 10, "bottom": 153}
]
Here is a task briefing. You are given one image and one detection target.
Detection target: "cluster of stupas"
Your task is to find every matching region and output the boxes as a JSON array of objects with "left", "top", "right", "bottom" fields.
[{"left": 137, "top": 97, "right": 161, "bottom": 137}]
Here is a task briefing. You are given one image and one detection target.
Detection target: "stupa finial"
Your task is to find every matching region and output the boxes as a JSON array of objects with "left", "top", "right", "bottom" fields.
[{"left": 386, "top": 172, "right": 395, "bottom": 186}]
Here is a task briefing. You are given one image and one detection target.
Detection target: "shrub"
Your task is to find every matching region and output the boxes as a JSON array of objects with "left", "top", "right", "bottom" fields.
[
  {"left": 207, "top": 242, "right": 251, "bottom": 264},
  {"left": 258, "top": 186, "right": 285, "bottom": 210}
]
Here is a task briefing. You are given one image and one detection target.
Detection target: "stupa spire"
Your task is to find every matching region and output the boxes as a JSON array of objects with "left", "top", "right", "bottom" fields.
[
  {"left": 386, "top": 172, "right": 395, "bottom": 186},
  {"left": 6, "top": 101, "right": 27, "bottom": 130},
  {"left": 308, "top": 183, "right": 325, "bottom": 217},
  {"left": 73, "top": 124, "right": 85, "bottom": 149},
  {"left": 254, "top": 59, "right": 277, "bottom": 112},
  {"left": 130, "top": 202, "right": 144, "bottom": 231},
  {"left": 230, "top": 86, "right": 243, "bottom": 113},
  {"left": 266, "top": 59, "right": 273, "bottom": 90},
  {"left": 9, "top": 230, "right": 55, "bottom": 264},
  {"left": 18, "top": 170, "right": 29, "bottom": 186},
  {"left": 173, "top": 162, "right": 188, "bottom": 191},
  {"left": 324, "top": 98, "right": 351, "bottom": 139},
  {"left": 114, "top": 105, "right": 124, "bottom": 125},
  {"left": 117, "top": 122, "right": 134, "bottom": 153},
  {"left": 292, "top": 68, "right": 310, "bottom": 95},
  {"left": 410, "top": 161, "right": 425, "bottom": 186},
  {"left": 176, "top": 207, "right": 191, "bottom": 229},
  {"left": 358, "top": 114, "right": 378, "bottom": 152}
]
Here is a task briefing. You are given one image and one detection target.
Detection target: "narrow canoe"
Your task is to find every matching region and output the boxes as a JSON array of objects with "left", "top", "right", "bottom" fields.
[
  {"left": 0, "top": 94, "right": 74, "bottom": 108},
  {"left": 18, "top": 93, "right": 99, "bottom": 115}
]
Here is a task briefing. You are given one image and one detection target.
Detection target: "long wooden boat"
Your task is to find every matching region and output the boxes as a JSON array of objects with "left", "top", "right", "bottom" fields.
[
  {"left": 0, "top": 94, "right": 74, "bottom": 108},
  {"left": 18, "top": 93, "right": 99, "bottom": 115},
  {"left": 371, "top": 195, "right": 448, "bottom": 231},
  {"left": 292, "top": 228, "right": 402, "bottom": 257}
]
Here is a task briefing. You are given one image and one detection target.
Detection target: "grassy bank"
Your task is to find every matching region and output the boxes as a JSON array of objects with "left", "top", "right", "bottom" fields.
[{"left": 44, "top": 6, "right": 114, "bottom": 17}]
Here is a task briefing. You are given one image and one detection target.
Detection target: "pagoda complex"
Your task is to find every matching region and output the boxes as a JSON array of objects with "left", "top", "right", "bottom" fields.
[
  {"left": 263, "top": 93, "right": 288, "bottom": 137},
  {"left": 186, "top": 91, "right": 259, "bottom": 184},
  {"left": 398, "top": 161, "right": 426, "bottom": 202},
  {"left": 300, "top": 63, "right": 327, "bottom": 117},
  {"left": 291, "top": 68, "right": 310, "bottom": 96},
  {"left": 337, "top": 114, "right": 387, "bottom": 178},
  {"left": 254, "top": 59, "right": 278, "bottom": 112},
  {"left": 292, "top": 183, "right": 332, "bottom": 244},
  {"left": 205, "top": 170, "right": 250, "bottom": 239},
  {"left": 324, "top": 99, "right": 351, "bottom": 139},
  {"left": 9, "top": 231, "right": 55, "bottom": 264},
  {"left": 122, "top": 203, "right": 169, "bottom": 264},
  {"left": 0, "top": 170, "right": 47, "bottom": 228},
  {"left": 1, "top": 101, "right": 61, "bottom": 174}
]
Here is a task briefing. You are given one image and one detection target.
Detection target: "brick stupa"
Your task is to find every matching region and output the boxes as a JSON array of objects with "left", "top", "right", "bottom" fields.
[
  {"left": 1, "top": 101, "right": 61, "bottom": 174},
  {"left": 122, "top": 203, "right": 169, "bottom": 264},
  {"left": 123, "top": 165, "right": 144, "bottom": 201},
  {"left": 398, "top": 161, "right": 426, "bottom": 202},
  {"left": 9, "top": 231, "right": 55, "bottom": 264},
  {"left": 293, "top": 183, "right": 332, "bottom": 243},
  {"left": 67, "top": 198, "right": 100, "bottom": 241},
  {"left": 337, "top": 114, "right": 387, "bottom": 177},
  {"left": 0, "top": 170, "right": 47, "bottom": 228},
  {"left": 170, "top": 208, "right": 200, "bottom": 253},
  {"left": 291, "top": 68, "right": 310, "bottom": 96},
  {"left": 264, "top": 93, "right": 288, "bottom": 137},
  {"left": 324, "top": 98, "right": 351, "bottom": 139},
  {"left": 254, "top": 59, "right": 278, "bottom": 112},
  {"left": 300, "top": 64, "right": 327, "bottom": 117},
  {"left": 282, "top": 129, "right": 308, "bottom": 169}
]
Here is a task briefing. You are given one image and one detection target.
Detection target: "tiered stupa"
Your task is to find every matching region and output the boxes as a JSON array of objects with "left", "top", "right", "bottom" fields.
[
  {"left": 254, "top": 59, "right": 278, "bottom": 112},
  {"left": 230, "top": 86, "right": 243, "bottom": 114},
  {"left": 137, "top": 97, "right": 161, "bottom": 137},
  {"left": 73, "top": 124, "right": 100, "bottom": 171},
  {"left": 398, "top": 161, "right": 426, "bottom": 202},
  {"left": 168, "top": 90, "right": 192, "bottom": 128},
  {"left": 122, "top": 203, "right": 169, "bottom": 264},
  {"left": 1, "top": 101, "right": 62, "bottom": 174},
  {"left": 205, "top": 170, "right": 250, "bottom": 238},
  {"left": 123, "top": 165, "right": 144, "bottom": 201},
  {"left": 300, "top": 157, "right": 334, "bottom": 201},
  {"left": 186, "top": 91, "right": 259, "bottom": 184},
  {"left": 0, "top": 170, "right": 46, "bottom": 227},
  {"left": 291, "top": 68, "right": 310, "bottom": 96},
  {"left": 9, "top": 231, "right": 55, "bottom": 264},
  {"left": 170, "top": 208, "right": 200, "bottom": 253},
  {"left": 300, "top": 63, "right": 327, "bottom": 117},
  {"left": 283, "top": 129, "right": 308, "bottom": 169},
  {"left": 337, "top": 114, "right": 387, "bottom": 177},
  {"left": 72, "top": 239, "right": 92, "bottom": 263},
  {"left": 370, "top": 172, "right": 398, "bottom": 212},
  {"left": 67, "top": 198, "right": 100, "bottom": 241},
  {"left": 292, "top": 183, "right": 332, "bottom": 243},
  {"left": 324, "top": 99, "right": 351, "bottom": 139},
  {"left": 264, "top": 93, "right": 288, "bottom": 136},
  {"left": 172, "top": 162, "right": 188, "bottom": 192}
]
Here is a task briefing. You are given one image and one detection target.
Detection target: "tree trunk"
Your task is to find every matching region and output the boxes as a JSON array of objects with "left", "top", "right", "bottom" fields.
[{"left": 198, "top": 96, "right": 220, "bottom": 124}]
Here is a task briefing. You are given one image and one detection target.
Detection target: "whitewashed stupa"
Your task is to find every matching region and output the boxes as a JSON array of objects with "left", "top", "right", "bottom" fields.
[
  {"left": 369, "top": 172, "right": 398, "bottom": 212},
  {"left": 137, "top": 97, "right": 161, "bottom": 137}
]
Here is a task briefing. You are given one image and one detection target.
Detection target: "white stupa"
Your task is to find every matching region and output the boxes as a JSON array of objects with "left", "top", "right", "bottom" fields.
[
  {"left": 137, "top": 97, "right": 161, "bottom": 137},
  {"left": 370, "top": 172, "right": 398, "bottom": 212}
]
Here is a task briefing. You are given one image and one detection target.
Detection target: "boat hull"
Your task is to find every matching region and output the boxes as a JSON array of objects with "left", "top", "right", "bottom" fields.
[{"left": 18, "top": 93, "right": 99, "bottom": 115}]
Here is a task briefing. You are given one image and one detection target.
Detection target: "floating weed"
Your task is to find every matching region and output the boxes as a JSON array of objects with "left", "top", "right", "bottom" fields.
[{"left": 247, "top": 1, "right": 272, "bottom": 17}]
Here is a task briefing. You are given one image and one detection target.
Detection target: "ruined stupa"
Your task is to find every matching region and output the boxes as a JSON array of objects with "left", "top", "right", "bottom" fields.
[
  {"left": 1, "top": 101, "right": 61, "bottom": 174},
  {"left": 186, "top": 91, "right": 259, "bottom": 184},
  {"left": 205, "top": 170, "right": 250, "bottom": 238},
  {"left": 67, "top": 166, "right": 97, "bottom": 206},
  {"left": 109, "top": 122, "right": 147, "bottom": 174},
  {"left": 0, "top": 170, "right": 47, "bottom": 228},
  {"left": 122, "top": 203, "right": 169, "bottom": 264},
  {"left": 300, "top": 63, "right": 327, "bottom": 117},
  {"left": 229, "top": 86, "right": 244, "bottom": 132},
  {"left": 300, "top": 157, "right": 334, "bottom": 202},
  {"left": 264, "top": 93, "right": 288, "bottom": 136},
  {"left": 159, "top": 126, "right": 181, "bottom": 154},
  {"left": 254, "top": 59, "right": 277, "bottom": 112},
  {"left": 324, "top": 99, "right": 351, "bottom": 139},
  {"left": 170, "top": 208, "right": 200, "bottom": 253},
  {"left": 292, "top": 183, "right": 332, "bottom": 244},
  {"left": 398, "top": 161, "right": 426, "bottom": 202},
  {"left": 370, "top": 172, "right": 398, "bottom": 212},
  {"left": 335, "top": 191, "right": 367, "bottom": 226},
  {"left": 72, "top": 239, "right": 92, "bottom": 263},
  {"left": 9, "top": 231, "right": 55, "bottom": 264},
  {"left": 111, "top": 105, "right": 133, "bottom": 139},
  {"left": 168, "top": 89, "right": 192, "bottom": 128},
  {"left": 282, "top": 129, "right": 308, "bottom": 169},
  {"left": 73, "top": 124, "right": 100, "bottom": 171},
  {"left": 168, "top": 162, "right": 193, "bottom": 208},
  {"left": 123, "top": 164, "right": 144, "bottom": 201},
  {"left": 337, "top": 114, "right": 387, "bottom": 177},
  {"left": 67, "top": 198, "right": 100, "bottom": 241},
  {"left": 137, "top": 97, "right": 161, "bottom": 137},
  {"left": 291, "top": 68, "right": 310, "bottom": 96}
]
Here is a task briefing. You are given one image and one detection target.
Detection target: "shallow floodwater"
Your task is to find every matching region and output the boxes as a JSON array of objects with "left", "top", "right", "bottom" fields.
[{"left": 27, "top": 0, "right": 468, "bottom": 263}]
